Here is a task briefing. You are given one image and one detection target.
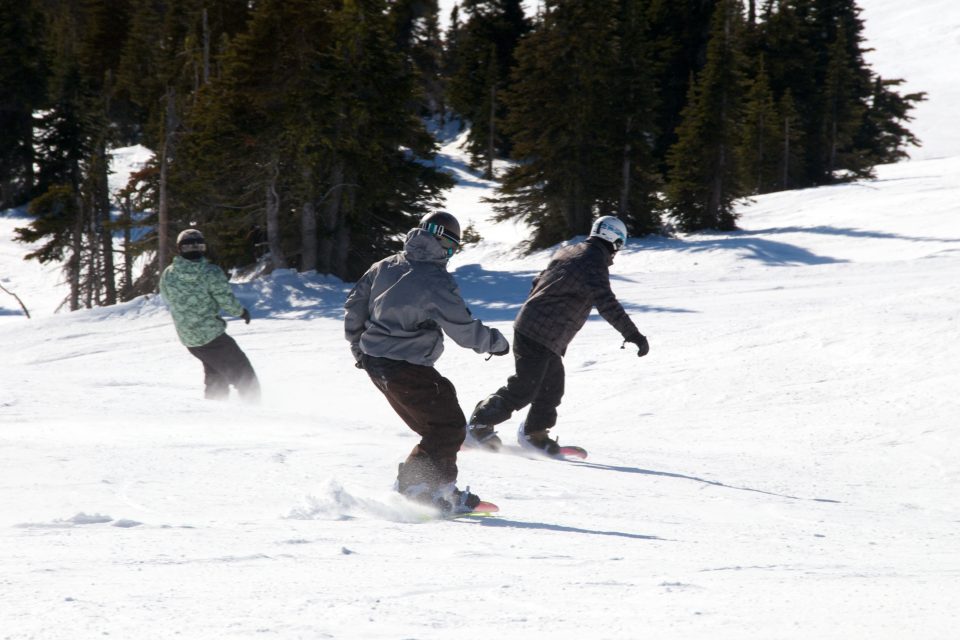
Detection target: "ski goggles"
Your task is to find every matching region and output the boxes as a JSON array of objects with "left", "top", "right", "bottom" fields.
[{"left": 423, "top": 223, "right": 461, "bottom": 257}]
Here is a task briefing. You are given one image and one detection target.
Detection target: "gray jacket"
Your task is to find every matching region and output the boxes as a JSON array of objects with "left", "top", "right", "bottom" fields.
[{"left": 344, "top": 228, "right": 508, "bottom": 367}]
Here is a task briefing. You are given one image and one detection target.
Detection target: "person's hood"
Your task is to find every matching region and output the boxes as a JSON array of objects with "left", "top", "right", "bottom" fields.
[
  {"left": 586, "top": 236, "right": 615, "bottom": 266},
  {"left": 170, "top": 255, "right": 209, "bottom": 280},
  {"left": 403, "top": 227, "right": 449, "bottom": 263}
]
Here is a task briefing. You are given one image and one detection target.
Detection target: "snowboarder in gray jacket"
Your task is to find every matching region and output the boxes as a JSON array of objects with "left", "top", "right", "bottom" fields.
[
  {"left": 160, "top": 229, "right": 260, "bottom": 402},
  {"left": 344, "top": 211, "right": 509, "bottom": 513},
  {"left": 465, "top": 216, "right": 649, "bottom": 455}
]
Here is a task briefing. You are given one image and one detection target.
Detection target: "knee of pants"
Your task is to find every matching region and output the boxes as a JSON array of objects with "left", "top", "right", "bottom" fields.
[{"left": 471, "top": 394, "right": 514, "bottom": 424}]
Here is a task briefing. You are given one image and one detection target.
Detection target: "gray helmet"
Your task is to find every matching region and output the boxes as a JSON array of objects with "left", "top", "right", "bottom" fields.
[
  {"left": 177, "top": 228, "right": 206, "bottom": 258},
  {"left": 419, "top": 211, "right": 461, "bottom": 257}
]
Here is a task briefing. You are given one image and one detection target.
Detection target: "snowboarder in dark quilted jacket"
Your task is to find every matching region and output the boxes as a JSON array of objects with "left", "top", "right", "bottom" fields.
[{"left": 465, "top": 216, "right": 649, "bottom": 455}]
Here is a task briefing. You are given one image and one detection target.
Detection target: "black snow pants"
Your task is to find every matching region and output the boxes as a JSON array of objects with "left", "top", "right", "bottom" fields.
[
  {"left": 469, "top": 331, "right": 564, "bottom": 434},
  {"left": 361, "top": 354, "right": 466, "bottom": 491},
  {"left": 187, "top": 333, "right": 260, "bottom": 402}
]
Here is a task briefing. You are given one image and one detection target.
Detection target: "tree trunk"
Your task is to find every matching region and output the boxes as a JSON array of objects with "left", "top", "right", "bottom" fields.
[
  {"left": 122, "top": 192, "right": 133, "bottom": 300},
  {"left": 202, "top": 9, "right": 211, "bottom": 85},
  {"left": 265, "top": 157, "right": 286, "bottom": 271},
  {"left": 319, "top": 162, "right": 345, "bottom": 275},
  {"left": 782, "top": 115, "right": 791, "bottom": 190},
  {"left": 619, "top": 116, "right": 633, "bottom": 217},
  {"left": 158, "top": 87, "right": 177, "bottom": 277},
  {"left": 333, "top": 174, "right": 353, "bottom": 279},
  {"left": 300, "top": 166, "right": 318, "bottom": 272},
  {"left": 96, "top": 140, "right": 116, "bottom": 305},
  {"left": 486, "top": 83, "right": 496, "bottom": 180},
  {"left": 70, "top": 192, "right": 83, "bottom": 311}
]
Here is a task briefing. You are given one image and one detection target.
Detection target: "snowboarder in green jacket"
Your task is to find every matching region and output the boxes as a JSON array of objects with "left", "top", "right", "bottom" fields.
[{"left": 159, "top": 229, "right": 260, "bottom": 401}]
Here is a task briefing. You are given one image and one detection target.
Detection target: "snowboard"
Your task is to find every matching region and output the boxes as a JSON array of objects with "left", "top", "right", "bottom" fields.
[
  {"left": 463, "top": 439, "right": 588, "bottom": 461},
  {"left": 428, "top": 500, "right": 499, "bottom": 521},
  {"left": 553, "top": 445, "right": 588, "bottom": 460},
  {"left": 453, "top": 500, "right": 499, "bottom": 517}
]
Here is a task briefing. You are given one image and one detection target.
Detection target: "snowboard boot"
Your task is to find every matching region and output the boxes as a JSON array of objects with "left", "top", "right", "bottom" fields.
[
  {"left": 517, "top": 423, "right": 561, "bottom": 457},
  {"left": 396, "top": 463, "right": 481, "bottom": 514},
  {"left": 432, "top": 482, "right": 483, "bottom": 515},
  {"left": 464, "top": 423, "right": 502, "bottom": 451}
]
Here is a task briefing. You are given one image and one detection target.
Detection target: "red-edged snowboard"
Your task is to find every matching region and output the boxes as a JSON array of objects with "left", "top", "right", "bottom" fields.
[
  {"left": 444, "top": 500, "right": 499, "bottom": 519},
  {"left": 554, "top": 445, "right": 588, "bottom": 460}
]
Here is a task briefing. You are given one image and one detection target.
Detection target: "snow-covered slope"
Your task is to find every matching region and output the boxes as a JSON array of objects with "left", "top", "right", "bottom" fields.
[
  {"left": 3, "top": 143, "right": 959, "bottom": 637},
  {"left": 2, "top": 1, "right": 959, "bottom": 637}
]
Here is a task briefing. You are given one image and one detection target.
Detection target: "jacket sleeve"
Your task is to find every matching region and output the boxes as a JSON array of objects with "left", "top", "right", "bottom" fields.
[
  {"left": 343, "top": 270, "right": 374, "bottom": 362},
  {"left": 207, "top": 266, "right": 245, "bottom": 317},
  {"left": 158, "top": 270, "right": 170, "bottom": 303},
  {"left": 585, "top": 253, "right": 641, "bottom": 339},
  {"left": 430, "top": 273, "right": 508, "bottom": 354}
]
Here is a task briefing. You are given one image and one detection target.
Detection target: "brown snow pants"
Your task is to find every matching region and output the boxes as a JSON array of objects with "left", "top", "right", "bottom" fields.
[{"left": 361, "top": 354, "right": 466, "bottom": 489}]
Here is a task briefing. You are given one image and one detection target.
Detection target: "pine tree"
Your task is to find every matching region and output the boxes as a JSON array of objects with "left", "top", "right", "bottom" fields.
[
  {"left": 612, "top": 0, "right": 663, "bottom": 234},
  {"left": 172, "top": 0, "right": 452, "bottom": 281},
  {"left": 496, "top": 0, "right": 661, "bottom": 248},
  {"left": 447, "top": 0, "right": 530, "bottom": 171},
  {"left": 856, "top": 76, "right": 926, "bottom": 165},
  {"left": 0, "top": 0, "right": 46, "bottom": 210},
  {"left": 665, "top": 0, "right": 748, "bottom": 232},
  {"left": 19, "top": 7, "right": 89, "bottom": 310},
  {"left": 739, "top": 56, "right": 781, "bottom": 194},
  {"left": 116, "top": 0, "right": 252, "bottom": 278},
  {"left": 645, "top": 0, "right": 718, "bottom": 167},
  {"left": 818, "top": 23, "right": 870, "bottom": 180},
  {"left": 777, "top": 88, "right": 804, "bottom": 189},
  {"left": 389, "top": 0, "right": 446, "bottom": 119},
  {"left": 755, "top": 0, "right": 818, "bottom": 186}
]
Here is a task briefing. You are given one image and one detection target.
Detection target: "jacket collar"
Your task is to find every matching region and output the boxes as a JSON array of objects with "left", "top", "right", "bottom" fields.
[
  {"left": 586, "top": 237, "right": 615, "bottom": 266},
  {"left": 403, "top": 228, "right": 449, "bottom": 263}
]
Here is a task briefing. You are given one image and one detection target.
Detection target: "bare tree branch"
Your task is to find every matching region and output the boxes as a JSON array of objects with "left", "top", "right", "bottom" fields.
[{"left": 0, "top": 282, "right": 31, "bottom": 318}]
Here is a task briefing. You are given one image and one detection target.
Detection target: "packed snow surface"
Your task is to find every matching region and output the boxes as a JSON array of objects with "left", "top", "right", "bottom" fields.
[{"left": 2, "top": 2, "right": 958, "bottom": 637}]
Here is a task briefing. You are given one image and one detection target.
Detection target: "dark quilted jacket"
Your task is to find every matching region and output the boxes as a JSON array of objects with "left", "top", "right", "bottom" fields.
[{"left": 514, "top": 238, "right": 640, "bottom": 356}]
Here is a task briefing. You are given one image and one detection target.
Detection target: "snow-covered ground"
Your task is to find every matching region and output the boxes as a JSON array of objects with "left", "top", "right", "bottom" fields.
[{"left": 2, "top": 2, "right": 958, "bottom": 638}]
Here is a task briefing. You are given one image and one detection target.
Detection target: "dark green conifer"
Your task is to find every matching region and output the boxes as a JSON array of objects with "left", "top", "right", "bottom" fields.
[
  {"left": 0, "top": 0, "right": 46, "bottom": 209},
  {"left": 665, "top": 0, "right": 748, "bottom": 231},
  {"left": 447, "top": 0, "right": 530, "bottom": 171},
  {"left": 496, "top": 0, "right": 661, "bottom": 248},
  {"left": 856, "top": 77, "right": 926, "bottom": 165},
  {"left": 739, "top": 56, "right": 781, "bottom": 193}
]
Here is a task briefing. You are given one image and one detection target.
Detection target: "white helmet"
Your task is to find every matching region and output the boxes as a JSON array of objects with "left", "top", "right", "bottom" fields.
[{"left": 589, "top": 216, "right": 627, "bottom": 251}]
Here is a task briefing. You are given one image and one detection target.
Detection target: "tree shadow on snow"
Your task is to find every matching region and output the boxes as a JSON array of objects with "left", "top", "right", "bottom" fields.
[
  {"left": 742, "top": 224, "right": 960, "bottom": 245},
  {"left": 570, "top": 460, "right": 841, "bottom": 504},
  {"left": 638, "top": 233, "right": 842, "bottom": 266},
  {"left": 454, "top": 263, "right": 696, "bottom": 322},
  {"left": 638, "top": 224, "right": 960, "bottom": 266}
]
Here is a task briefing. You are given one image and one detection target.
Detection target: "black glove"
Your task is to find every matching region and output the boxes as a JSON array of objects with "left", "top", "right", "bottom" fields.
[
  {"left": 623, "top": 333, "right": 649, "bottom": 357},
  {"left": 354, "top": 359, "right": 364, "bottom": 370},
  {"left": 240, "top": 308, "right": 251, "bottom": 324},
  {"left": 491, "top": 344, "right": 510, "bottom": 356}
]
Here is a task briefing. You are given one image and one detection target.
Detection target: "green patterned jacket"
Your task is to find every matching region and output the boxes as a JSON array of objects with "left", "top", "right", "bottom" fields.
[{"left": 159, "top": 256, "right": 245, "bottom": 347}]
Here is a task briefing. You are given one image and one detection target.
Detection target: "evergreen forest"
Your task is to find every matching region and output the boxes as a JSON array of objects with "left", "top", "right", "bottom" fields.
[{"left": 0, "top": 0, "right": 924, "bottom": 310}]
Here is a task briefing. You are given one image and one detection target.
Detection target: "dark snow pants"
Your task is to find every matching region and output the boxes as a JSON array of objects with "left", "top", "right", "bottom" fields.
[
  {"left": 469, "top": 331, "right": 565, "bottom": 434},
  {"left": 361, "top": 354, "right": 465, "bottom": 490},
  {"left": 187, "top": 333, "right": 260, "bottom": 402}
]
